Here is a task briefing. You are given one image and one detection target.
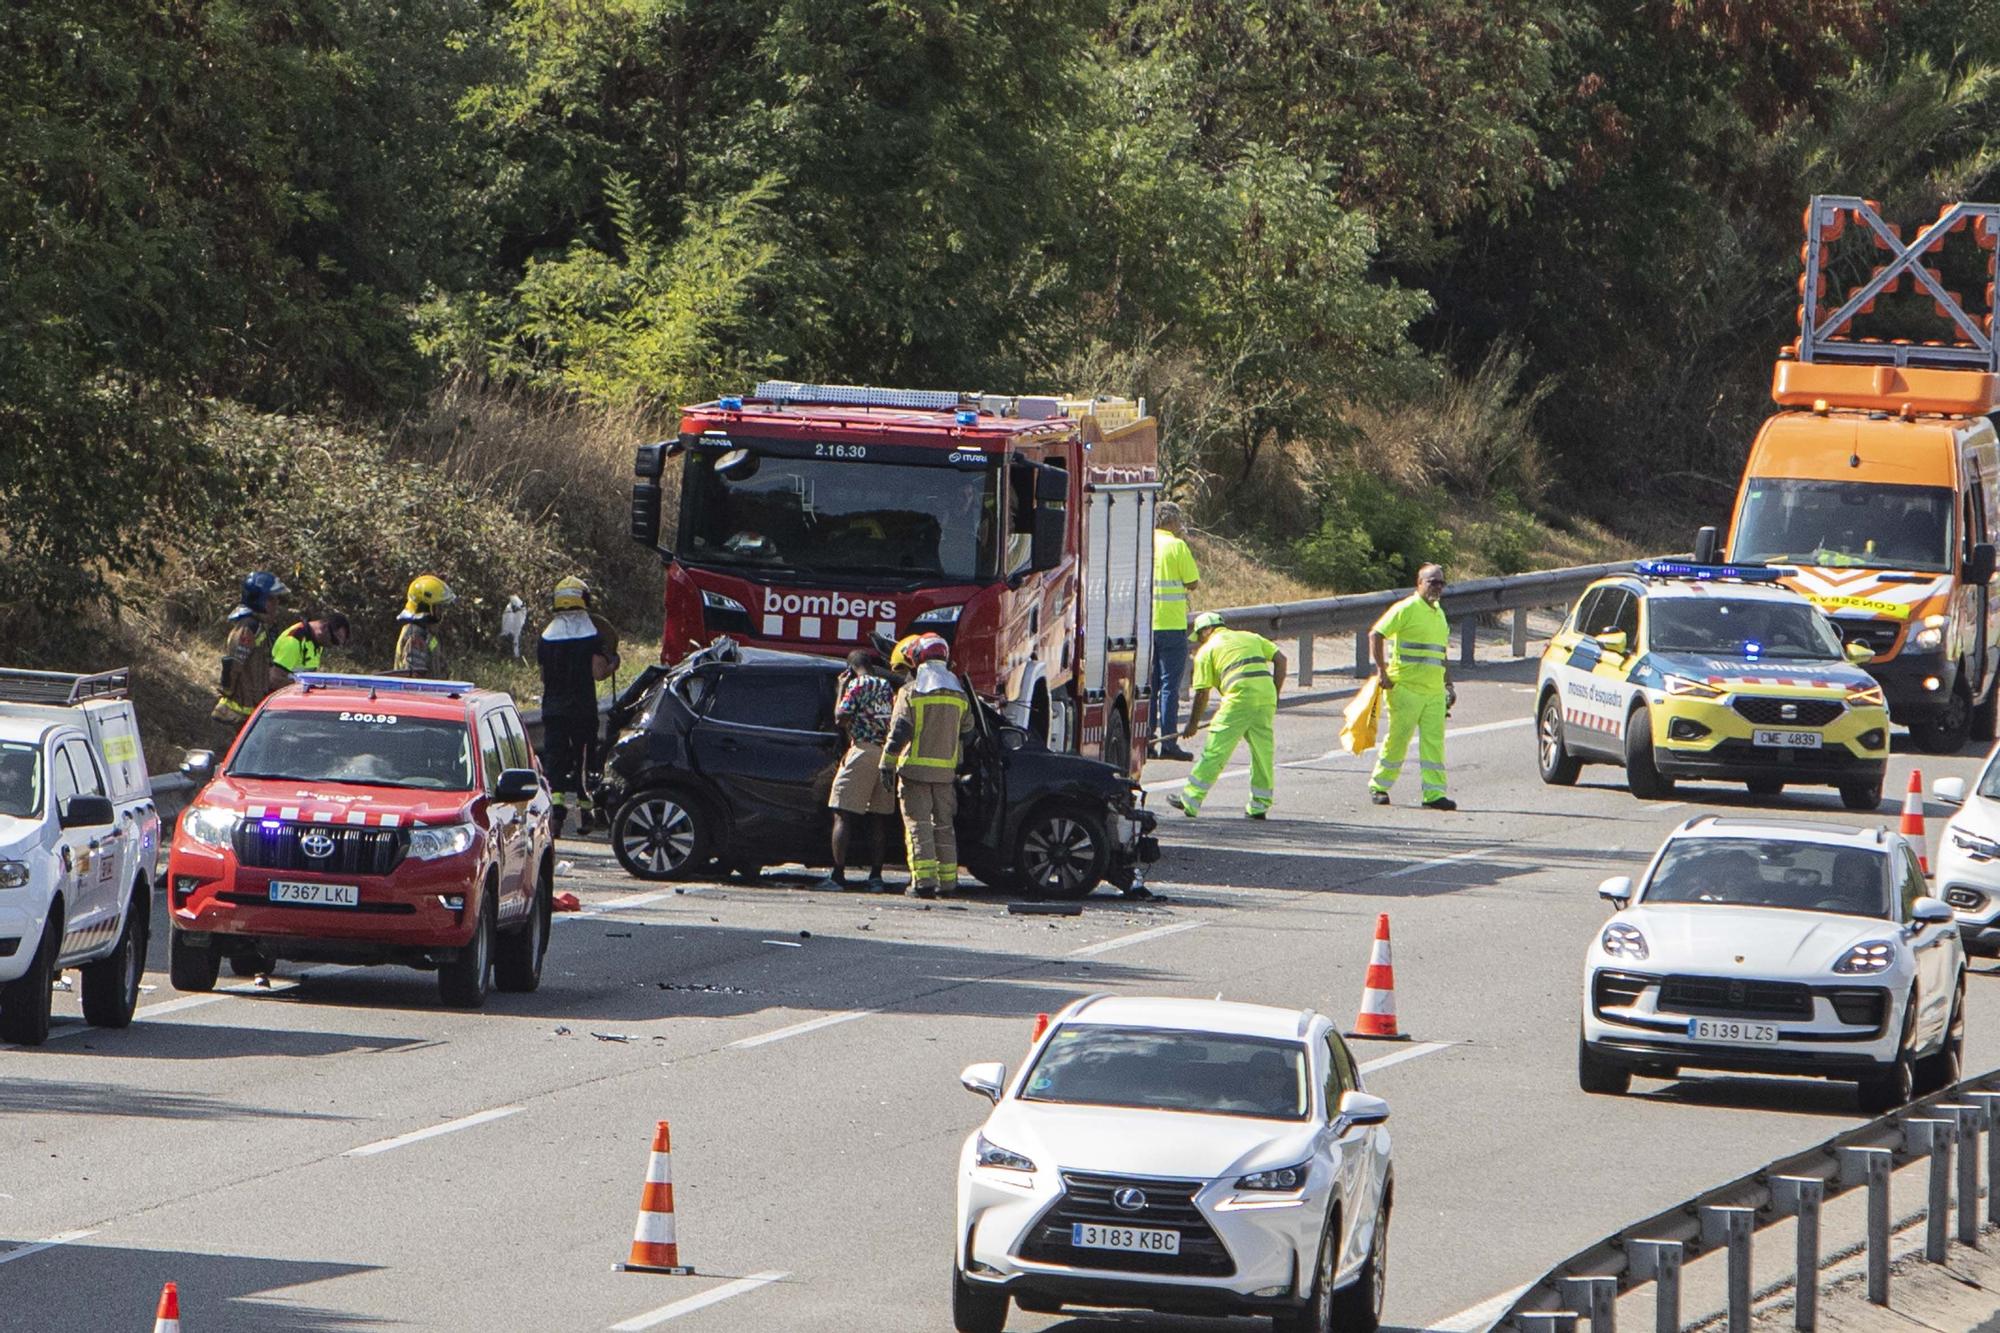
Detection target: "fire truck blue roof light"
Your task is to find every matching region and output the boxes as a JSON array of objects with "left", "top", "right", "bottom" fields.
[
  {"left": 718, "top": 396, "right": 744, "bottom": 411},
  {"left": 292, "top": 672, "right": 476, "bottom": 696},
  {"left": 955, "top": 410, "right": 979, "bottom": 426},
  {"left": 1634, "top": 560, "right": 1784, "bottom": 583}
]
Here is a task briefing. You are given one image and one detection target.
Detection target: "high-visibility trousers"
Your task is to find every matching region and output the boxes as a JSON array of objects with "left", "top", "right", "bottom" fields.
[
  {"left": 1182, "top": 691, "right": 1276, "bottom": 816},
  {"left": 899, "top": 779, "right": 958, "bottom": 888},
  {"left": 1370, "top": 685, "right": 1446, "bottom": 801}
]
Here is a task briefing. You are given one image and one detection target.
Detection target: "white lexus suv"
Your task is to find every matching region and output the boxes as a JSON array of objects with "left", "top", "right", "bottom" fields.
[
  {"left": 952, "top": 995, "right": 1392, "bottom": 1333},
  {"left": 1580, "top": 816, "right": 1964, "bottom": 1114}
]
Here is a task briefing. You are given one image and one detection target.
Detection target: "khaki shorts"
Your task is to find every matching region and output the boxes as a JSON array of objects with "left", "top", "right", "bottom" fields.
[{"left": 829, "top": 741, "right": 896, "bottom": 816}]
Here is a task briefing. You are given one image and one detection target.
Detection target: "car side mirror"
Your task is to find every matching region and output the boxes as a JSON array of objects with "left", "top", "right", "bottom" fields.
[
  {"left": 1030, "top": 506, "right": 1065, "bottom": 572},
  {"left": 1845, "top": 641, "right": 1875, "bottom": 665},
  {"left": 1336, "top": 1090, "right": 1390, "bottom": 1129},
  {"left": 1968, "top": 541, "right": 1996, "bottom": 586},
  {"left": 1912, "top": 897, "right": 1954, "bottom": 927},
  {"left": 960, "top": 1061, "right": 1007, "bottom": 1103},
  {"left": 493, "top": 769, "right": 541, "bottom": 804},
  {"left": 1034, "top": 466, "right": 1068, "bottom": 503},
  {"left": 1593, "top": 631, "right": 1629, "bottom": 657},
  {"left": 1935, "top": 776, "right": 1968, "bottom": 806},
  {"left": 60, "top": 795, "right": 115, "bottom": 830},
  {"left": 1598, "top": 875, "right": 1633, "bottom": 907},
  {"left": 1693, "top": 525, "right": 1720, "bottom": 564},
  {"left": 180, "top": 749, "right": 216, "bottom": 785}
]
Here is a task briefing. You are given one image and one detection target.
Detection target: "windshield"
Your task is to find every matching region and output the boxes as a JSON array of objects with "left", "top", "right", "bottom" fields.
[
  {"left": 1021, "top": 1025, "right": 1310, "bottom": 1120},
  {"left": 1648, "top": 598, "right": 1845, "bottom": 660},
  {"left": 228, "top": 711, "right": 475, "bottom": 790},
  {"left": 678, "top": 445, "right": 999, "bottom": 582},
  {"left": 0, "top": 742, "right": 41, "bottom": 818},
  {"left": 1734, "top": 478, "right": 1954, "bottom": 573},
  {"left": 1642, "top": 837, "right": 1889, "bottom": 918}
]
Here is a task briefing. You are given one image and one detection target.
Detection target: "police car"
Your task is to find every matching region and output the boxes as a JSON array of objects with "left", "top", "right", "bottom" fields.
[{"left": 1536, "top": 562, "right": 1891, "bottom": 809}]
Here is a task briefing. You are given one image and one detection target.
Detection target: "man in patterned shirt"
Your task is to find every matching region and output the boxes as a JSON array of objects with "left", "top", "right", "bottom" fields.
[{"left": 822, "top": 649, "right": 899, "bottom": 891}]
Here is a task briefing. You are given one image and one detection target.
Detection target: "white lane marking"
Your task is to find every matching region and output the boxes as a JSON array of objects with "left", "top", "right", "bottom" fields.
[
  {"left": 0, "top": 1230, "right": 97, "bottom": 1267},
  {"left": 728, "top": 1010, "right": 875, "bottom": 1050},
  {"left": 1421, "top": 1282, "right": 1534, "bottom": 1332},
  {"left": 609, "top": 1271, "right": 789, "bottom": 1330},
  {"left": 342, "top": 1106, "right": 522, "bottom": 1157},
  {"left": 44, "top": 963, "right": 364, "bottom": 1041},
  {"left": 1385, "top": 847, "right": 1490, "bottom": 879},
  {"left": 1068, "top": 920, "right": 1207, "bottom": 957},
  {"left": 1358, "top": 1041, "right": 1454, "bottom": 1076},
  {"left": 584, "top": 887, "right": 683, "bottom": 915},
  {"left": 1439, "top": 717, "right": 1534, "bottom": 740}
]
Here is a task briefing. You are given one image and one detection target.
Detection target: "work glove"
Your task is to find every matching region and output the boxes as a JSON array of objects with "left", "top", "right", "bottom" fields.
[{"left": 1445, "top": 681, "right": 1458, "bottom": 714}]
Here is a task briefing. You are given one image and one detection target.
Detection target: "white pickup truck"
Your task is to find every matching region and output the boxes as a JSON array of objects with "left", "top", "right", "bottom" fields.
[{"left": 0, "top": 669, "right": 162, "bottom": 1046}]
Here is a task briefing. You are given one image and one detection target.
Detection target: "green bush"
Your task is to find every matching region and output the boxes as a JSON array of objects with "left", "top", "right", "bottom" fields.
[
  {"left": 1464, "top": 497, "right": 1541, "bottom": 576},
  {"left": 1289, "top": 471, "right": 1455, "bottom": 593}
]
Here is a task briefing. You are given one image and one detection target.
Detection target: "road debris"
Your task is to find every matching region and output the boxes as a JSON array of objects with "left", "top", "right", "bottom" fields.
[
  {"left": 591, "top": 1032, "right": 638, "bottom": 1043},
  {"left": 1008, "top": 901, "right": 1083, "bottom": 917},
  {"left": 553, "top": 892, "right": 581, "bottom": 912},
  {"left": 761, "top": 939, "right": 804, "bottom": 948}
]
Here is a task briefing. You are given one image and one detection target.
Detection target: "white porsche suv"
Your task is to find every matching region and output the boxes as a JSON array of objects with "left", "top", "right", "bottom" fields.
[
  {"left": 1580, "top": 816, "right": 1964, "bottom": 1114},
  {"left": 953, "top": 995, "right": 1392, "bottom": 1333}
]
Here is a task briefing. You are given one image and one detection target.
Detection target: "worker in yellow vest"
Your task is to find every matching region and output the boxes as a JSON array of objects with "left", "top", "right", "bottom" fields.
[
  {"left": 1169, "top": 612, "right": 1287, "bottom": 819},
  {"left": 1149, "top": 501, "right": 1201, "bottom": 761},
  {"left": 1369, "top": 563, "right": 1457, "bottom": 810}
]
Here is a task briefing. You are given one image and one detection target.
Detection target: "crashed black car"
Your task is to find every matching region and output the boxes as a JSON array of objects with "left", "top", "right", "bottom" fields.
[{"left": 598, "top": 644, "right": 1159, "bottom": 897}]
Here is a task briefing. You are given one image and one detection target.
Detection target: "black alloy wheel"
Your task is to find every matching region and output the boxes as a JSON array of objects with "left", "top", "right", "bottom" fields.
[
  {"left": 80, "top": 889, "right": 147, "bottom": 1028},
  {"left": 1015, "top": 807, "right": 1107, "bottom": 899},
  {"left": 1538, "top": 694, "right": 1580, "bottom": 785},
  {"left": 0, "top": 917, "right": 59, "bottom": 1046},
  {"left": 438, "top": 889, "right": 494, "bottom": 1009},
  {"left": 1913, "top": 677, "right": 1974, "bottom": 754},
  {"left": 611, "top": 789, "right": 713, "bottom": 881}
]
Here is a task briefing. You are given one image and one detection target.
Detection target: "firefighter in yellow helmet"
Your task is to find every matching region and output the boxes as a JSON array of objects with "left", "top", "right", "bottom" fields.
[
  {"left": 1170, "top": 611, "right": 1287, "bottom": 819},
  {"left": 881, "top": 634, "right": 974, "bottom": 898},
  {"left": 392, "top": 574, "right": 455, "bottom": 678},
  {"left": 889, "top": 633, "right": 926, "bottom": 676},
  {"left": 539, "top": 576, "right": 614, "bottom": 835}
]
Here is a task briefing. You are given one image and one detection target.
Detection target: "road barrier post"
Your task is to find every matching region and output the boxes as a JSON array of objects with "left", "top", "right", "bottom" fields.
[
  {"left": 1701, "top": 1205, "right": 1755, "bottom": 1333},
  {"left": 1559, "top": 1276, "right": 1616, "bottom": 1333},
  {"left": 1909, "top": 1117, "right": 1957, "bottom": 1262},
  {"left": 1297, "top": 633, "right": 1314, "bottom": 687},
  {"left": 1942, "top": 1103, "right": 1985, "bottom": 1246},
  {"left": 1839, "top": 1145, "right": 1894, "bottom": 1304},
  {"left": 1773, "top": 1176, "right": 1824, "bottom": 1330},
  {"left": 1458, "top": 617, "right": 1476, "bottom": 667},
  {"left": 1512, "top": 606, "right": 1529, "bottom": 657},
  {"left": 1352, "top": 630, "right": 1368, "bottom": 678},
  {"left": 1970, "top": 1091, "right": 2000, "bottom": 1225},
  {"left": 1628, "top": 1239, "right": 1682, "bottom": 1332}
]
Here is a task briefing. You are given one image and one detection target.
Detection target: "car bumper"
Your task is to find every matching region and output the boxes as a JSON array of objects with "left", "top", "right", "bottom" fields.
[
  {"left": 1583, "top": 968, "right": 1902, "bottom": 1075},
  {"left": 167, "top": 842, "right": 483, "bottom": 957},
  {"left": 957, "top": 1169, "right": 1318, "bottom": 1313},
  {"left": 1650, "top": 697, "right": 1888, "bottom": 785}
]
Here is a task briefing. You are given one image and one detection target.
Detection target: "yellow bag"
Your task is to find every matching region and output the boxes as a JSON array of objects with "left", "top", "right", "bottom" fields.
[{"left": 1340, "top": 677, "right": 1382, "bottom": 754}]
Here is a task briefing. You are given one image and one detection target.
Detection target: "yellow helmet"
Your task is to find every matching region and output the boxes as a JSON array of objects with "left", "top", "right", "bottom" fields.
[
  {"left": 553, "top": 575, "right": 590, "bottom": 611},
  {"left": 404, "top": 574, "right": 456, "bottom": 617},
  {"left": 889, "top": 633, "right": 925, "bottom": 672}
]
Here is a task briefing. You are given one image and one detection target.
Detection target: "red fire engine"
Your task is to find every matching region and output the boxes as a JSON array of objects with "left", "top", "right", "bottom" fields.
[{"left": 629, "top": 382, "right": 1161, "bottom": 773}]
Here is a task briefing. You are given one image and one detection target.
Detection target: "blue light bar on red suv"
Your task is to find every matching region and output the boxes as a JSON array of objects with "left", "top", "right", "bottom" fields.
[
  {"left": 292, "top": 672, "right": 476, "bottom": 696},
  {"left": 1634, "top": 560, "right": 1784, "bottom": 583}
]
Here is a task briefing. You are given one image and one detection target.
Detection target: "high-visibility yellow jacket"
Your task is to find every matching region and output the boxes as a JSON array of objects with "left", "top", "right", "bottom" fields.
[
  {"left": 884, "top": 663, "right": 976, "bottom": 783},
  {"left": 1192, "top": 628, "right": 1279, "bottom": 704},
  {"left": 1372, "top": 594, "right": 1449, "bottom": 694},
  {"left": 1153, "top": 530, "right": 1201, "bottom": 631}
]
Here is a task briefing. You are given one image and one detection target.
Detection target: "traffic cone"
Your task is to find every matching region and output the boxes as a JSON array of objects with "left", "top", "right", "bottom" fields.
[
  {"left": 153, "top": 1283, "right": 181, "bottom": 1333},
  {"left": 1348, "top": 914, "right": 1410, "bottom": 1042},
  {"left": 618, "top": 1121, "right": 693, "bottom": 1275},
  {"left": 1902, "top": 769, "right": 1930, "bottom": 875},
  {"left": 1029, "top": 1013, "right": 1050, "bottom": 1047}
]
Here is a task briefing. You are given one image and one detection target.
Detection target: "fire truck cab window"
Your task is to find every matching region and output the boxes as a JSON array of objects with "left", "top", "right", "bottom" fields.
[{"left": 680, "top": 444, "right": 1000, "bottom": 582}]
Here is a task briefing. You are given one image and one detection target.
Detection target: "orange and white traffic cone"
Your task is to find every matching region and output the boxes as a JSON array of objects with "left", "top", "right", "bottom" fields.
[
  {"left": 1902, "top": 768, "right": 1930, "bottom": 875},
  {"left": 1348, "top": 913, "right": 1410, "bottom": 1042},
  {"left": 1028, "top": 1012, "right": 1050, "bottom": 1048},
  {"left": 153, "top": 1282, "right": 181, "bottom": 1333},
  {"left": 619, "top": 1121, "right": 693, "bottom": 1275}
]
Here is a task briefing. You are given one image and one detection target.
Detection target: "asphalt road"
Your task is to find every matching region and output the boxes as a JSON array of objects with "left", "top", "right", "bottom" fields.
[{"left": 3, "top": 654, "right": 1996, "bottom": 1333}]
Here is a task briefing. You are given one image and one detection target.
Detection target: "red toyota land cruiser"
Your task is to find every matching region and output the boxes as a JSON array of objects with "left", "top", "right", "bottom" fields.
[{"left": 166, "top": 673, "right": 555, "bottom": 1008}]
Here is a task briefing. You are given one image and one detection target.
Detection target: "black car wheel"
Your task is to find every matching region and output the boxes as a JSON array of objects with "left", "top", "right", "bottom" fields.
[
  {"left": 80, "top": 887, "right": 146, "bottom": 1029},
  {"left": 951, "top": 1266, "right": 1008, "bottom": 1333},
  {"left": 1858, "top": 991, "right": 1919, "bottom": 1114},
  {"left": 168, "top": 926, "right": 219, "bottom": 994},
  {"left": 1840, "top": 779, "right": 1884, "bottom": 812},
  {"left": 0, "top": 916, "right": 59, "bottom": 1046},
  {"left": 612, "top": 788, "right": 714, "bottom": 881},
  {"left": 1104, "top": 709, "right": 1132, "bottom": 774},
  {"left": 438, "top": 888, "right": 494, "bottom": 1009},
  {"left": 1015, "top": 806, "right": 1107, "bottom": 900},
  {"left": 1623, "top": 706, "right": 1675, "bottom": 799},
  {"left": 1538, "top": 693, "right": 1580, "bottom": 786},
  {"left": 494, "top": 861, "right": 552, "bottom": 994},
  {"left": 1913, "top": 677, "right": 1974, "bottom": 753}
]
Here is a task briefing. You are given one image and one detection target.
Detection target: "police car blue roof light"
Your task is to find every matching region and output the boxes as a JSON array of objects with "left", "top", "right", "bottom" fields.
[
  {"left": 955, "top": 409, "right": 980, "bottom": 426},
  {"left": 718, "top": 395, "right": 744, "bottom": 411},
  {"left": 1634, "top": 560, "right": 1784, "bottom": 584},
  {"left": 293, "top": 672, "right": 476, "bottom": 697}
]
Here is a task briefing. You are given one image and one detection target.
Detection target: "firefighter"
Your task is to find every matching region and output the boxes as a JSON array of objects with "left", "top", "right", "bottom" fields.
[
  {"left": 538, "top": 576, "right": 613, "bottom": 836},
  {"left": 1170, "top": 612, "right": 1287, "bottom": 819},
  {"left": 392, "top": 574, "right": 455, "bottom": 678},
  {"left": 269, "top": 613, "right": 351, "bottom": 689},
  {"left": 1368, "top": 563, "right": 1458, "bottom": 810},
  {"left": 1150, "top": 501, "right": 1201, "bottom": 761},
  {"left": 210, "top": 571, "right": 291, "bottom": 739},
  {"left": 882, "top": 633, "right": 974, "bottom": 899}
]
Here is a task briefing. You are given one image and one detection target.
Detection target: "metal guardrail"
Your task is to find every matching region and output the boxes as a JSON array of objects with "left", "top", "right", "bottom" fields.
[
  {"left": 1497, "top": 1073, "right": 2000, "bottom": 1332},
  {"left": 1215, "top": 559, "right": 1656, "bottom": 684}
]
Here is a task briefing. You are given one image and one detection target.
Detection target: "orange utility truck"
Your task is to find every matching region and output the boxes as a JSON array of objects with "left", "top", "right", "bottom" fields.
[{"left": 1723, "top": 196, "right": 2000, "bottom": 752}]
